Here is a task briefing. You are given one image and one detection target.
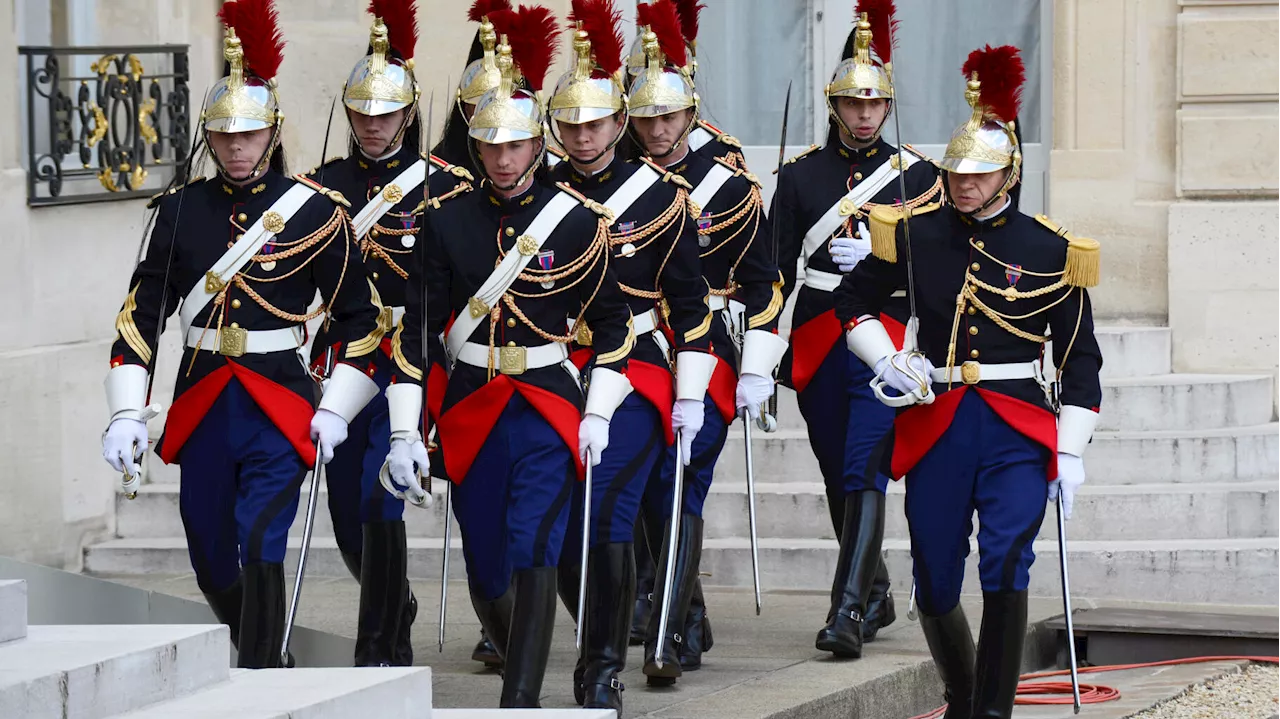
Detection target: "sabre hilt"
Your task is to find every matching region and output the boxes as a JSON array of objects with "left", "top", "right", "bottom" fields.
[{"left": 120, "top": 403, "right": 163, "bottom": 500}]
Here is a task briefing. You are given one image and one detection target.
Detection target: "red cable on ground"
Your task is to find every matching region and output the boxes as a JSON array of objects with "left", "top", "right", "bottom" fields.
[{"left": 904, "top": 655, "right": 1280, "bottom": 719}]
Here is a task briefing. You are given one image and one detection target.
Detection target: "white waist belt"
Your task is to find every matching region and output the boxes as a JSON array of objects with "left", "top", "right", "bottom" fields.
[
  {"left": 930, "top": 360, "right": 1043, "bottom": 385},
  {"left": 386, "top": 305, "right": 405, "bottom": 327},
  {"left": 634, "top": 308, "right": 659, "bottom": 335},
  {"left": 804, "top": 267, "right": 843, "bottom": 293},
  {"left": 456, "top": 341, "right": 569, "bottom": 375},
  {"left": 185, "top": 325, "right": 304, "bottom": 355}
]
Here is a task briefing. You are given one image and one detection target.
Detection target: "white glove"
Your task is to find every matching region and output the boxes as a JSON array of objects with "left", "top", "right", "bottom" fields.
[
  {"left": 102, "top": 418, "right": 148, "bottom": 476},
  {"left": 309, "top": 408, "right": 349, "bottom": 465},
  {"left": 874, "top": 351, "right": 936, "bottom": 401},
  {"left": 671, "top": 398, "right": 704, "bottom": 465},
  {"left": 828, "top": 221, "right": 873, "bottom": 272},
  {"left": 382, "top": 434, "right": 432, "bottom": 507},
  {"left": 1048, "top": 453, "right": 1086, "bottom": 520},
  {"left": 735, "top": 372, "right": 774, "bottom": 421},
  {"left": 578, "top": 413, "right": 610, "bottom": 467}
]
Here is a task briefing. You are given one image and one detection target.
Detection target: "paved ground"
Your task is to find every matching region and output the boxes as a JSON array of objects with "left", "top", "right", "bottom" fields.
[{"left": 103, "top": 573, "right": 1276, "bottom": 719}]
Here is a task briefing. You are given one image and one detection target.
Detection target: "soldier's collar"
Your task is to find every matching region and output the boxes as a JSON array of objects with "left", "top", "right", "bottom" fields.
[
  {"left": 484, "top": 178, "right": 541, "bottom": 211},
  {"left": 956, "top": 196, "right": 1013, "bottom": 229},
  {"left": 834, "top": 137, "right": 887, "bottom": 163},
  {"left": 357, "top": 144, "right": 409, "bottom": 173},
  {"left": 219, "top": 170, "right": 278, "bottom": 199},
  {"left": 567, "top": 152, "right": 622, "bottom": 189}
]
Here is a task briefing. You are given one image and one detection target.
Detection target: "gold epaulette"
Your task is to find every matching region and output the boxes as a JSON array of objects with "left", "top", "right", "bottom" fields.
[
  {"left": 868, "top": 202, "right": 941, "bottom": 263},
  {"left": 1035, "top": 215, "right": 1101, "bottom": 288},
  {"left": 555, "top": 182, "right": 616, "bottom": 222},
  {"left": 428, "top": 154, "right": 475, "bottom": 181},
  {"left": 294, "top": 175, "right": 351, "bottom": 208},
  {"left": 901, "top": 144, "right": 937, "bottom": 165},
  {"left": 147, "top": 176, "right": 205, "bottom": 208},
  {"left": 698, "top": 120, "right": 742, "bottom": 149},
  {"left": 640, "top": 157, "right": 693, "bottom": 190},
  {"left": 424, "top": 180, "right": 474, "bottom": 211},
  {"left": 304, "top": 156, "right": 345, "bottom": 177},
  {"left": 713, "top": 156, "right": 761, "bottom": 187},
  {"left": 548, "top": 145, "right": 568, "bottom": 161},
  {"left": 774, "top": 144, "right": 819, "bottom": 174}
]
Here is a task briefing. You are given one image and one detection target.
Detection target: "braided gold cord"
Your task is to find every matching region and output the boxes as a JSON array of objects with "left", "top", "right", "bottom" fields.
[
  {"left": 966, "top": 274, "right": 1068, "bottom": 301},
  {"left": 361, "top": 239, "right": 410, "bottom": 280},
  {"left": 969, "top": 239, "right": 1066, "bottom": 278}
]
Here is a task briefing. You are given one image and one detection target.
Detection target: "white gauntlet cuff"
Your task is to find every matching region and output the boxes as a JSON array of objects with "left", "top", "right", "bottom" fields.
[
  {"left": 105, "top": 364, "right": 149, "bottom": 422},
  {"left": 740, "top": 330, "right": 788, "bottom": 378},
  {"left": 584, "top": 367, "right": 633, "bottom": 421},
  {"left": 1057, "top": 405, "right": 1099, "bottom": 457},
  {"left": 318, "top": 363, "right": 379, "bottom": 423},
  {"left": 385, "top": 382, "right": 424, "bottom": 439},
  {"left": 675, "top": 351, "right": 717, "bottom": 402},
  {"left": 844, "top": 318, "right": 897, "bottom": 368}
]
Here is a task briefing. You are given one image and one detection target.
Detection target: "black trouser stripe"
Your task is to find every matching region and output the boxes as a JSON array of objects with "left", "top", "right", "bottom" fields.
[
  {"left": 598, "top": 427, "right": 661, "bottom": 540},
  {"left": 245, "top": 465, "right": 308, "bottom": 562},
  {"left": 532, "top": 462, "right": 576, "bottom": 566}
]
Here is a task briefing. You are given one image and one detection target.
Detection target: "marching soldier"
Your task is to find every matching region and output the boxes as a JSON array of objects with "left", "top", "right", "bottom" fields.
[
  {"left": 381, "top": 5, "right": 636, "bottom": 707},
  {"left": 834, "top": 45, "right": 1102, "bottom": 718},
  {"left": 100, "top": 0, "right": 382, "bottom": 669},
  {"left": 623, "top": 0, "right": 787, "bottom": 686},
  {"left": 773, "top": 0, "right": 941, "bottom": 659},
  {"left": 306, "top": 0, "right": 471, "bottom": 668},
  {"left": 545, "top": 0, "right": 716, "bottom": 709}
]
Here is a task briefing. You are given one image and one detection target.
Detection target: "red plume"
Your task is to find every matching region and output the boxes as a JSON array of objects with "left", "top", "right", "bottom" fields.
[
  {"left": 368, "top": 0, "right": 419, "bottom": 62},
  {"left": 855, "top": 0, "right": 897, "bottom": 65},
  {"left": 673, "top": 0, "right": 704, "bottom": 44},
  {"left": 636, "top": 0, "right": 686, "bottom": 68},
  {"left": 569, "top": 0, "right": 624, "bottom": 77},
  {"left": 468, "top": 0, "right": 512, "bottom": 22},
  {"left": 218, "top": 0, "right": 285, "bottom": 82},
  {"left": 961, "top": 45, "right": 1025, "bottom": 123},
  {"left": 488, "top": 5, "right": 560, "bottom": 92}
]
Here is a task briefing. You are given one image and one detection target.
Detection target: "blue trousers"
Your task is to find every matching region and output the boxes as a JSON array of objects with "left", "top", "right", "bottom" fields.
[
  {"left": 452, "top": 395, "right": 577, "bottom": 601},
  {"left": 906, "top": 391, "right": 1050, "bottom": 616},
  {"left": 179, "top": 380, "right": 306, "bottom": 593},
  {"left": 561, "top": 394, "right": 664, "bottom": 563},
  {"left": 643, "top": 395, "right": 729, "bottom": 520},
  {"left": 325, "top": 360, "right": 401, "bottom": 556},
  {"left": 796, "top": 345, "right": 893, "bottom": 495}
]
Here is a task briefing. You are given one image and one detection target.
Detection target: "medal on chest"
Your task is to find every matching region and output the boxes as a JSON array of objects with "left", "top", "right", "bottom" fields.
[{"left": 538, "top": 250, "right": 555, "bottom": 289}]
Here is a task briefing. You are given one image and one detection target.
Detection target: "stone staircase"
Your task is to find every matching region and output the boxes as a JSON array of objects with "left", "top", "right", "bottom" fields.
[{"left": 84, "top": 326, "right": 1279, "bottom": 606}]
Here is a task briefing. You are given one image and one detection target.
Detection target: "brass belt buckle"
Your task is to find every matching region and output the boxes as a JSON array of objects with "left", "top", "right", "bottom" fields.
[
  {"left": 499, "top": 345, "right": 527, "bottom": 375},
  {"left": 219, "top": 326, "right": 248, "bottom": 357},
  {"left": 960, "top": 360, "right": 981, "bottom": 385},
  {"left": 379, "top": 306, "right": 395, "bottom": 333}
]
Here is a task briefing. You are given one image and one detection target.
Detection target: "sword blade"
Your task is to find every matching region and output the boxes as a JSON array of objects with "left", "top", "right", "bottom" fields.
[
  {"left": 654, "top": 433, "right": 685, "bottom": 669},
  {"left": 742, "top": 410, "right": 762, "bottom": 615},
  {"left": 316, "top": 97, "right": 338, "bottom": 186},
  {"left": 575, "top": 461, "right": 593, "bottom": 650},
  {"left": 439, "top": 480, "right": 451, "bottom": 653},
  {"left": 282, "top": 444, "right": 325, "bottom": 666},
  {"left": 1056, "top": 493, "right": 1082, "bottom": 713},
  {"left": 885, "top": 21, "right": 920, "bottom": 347}
]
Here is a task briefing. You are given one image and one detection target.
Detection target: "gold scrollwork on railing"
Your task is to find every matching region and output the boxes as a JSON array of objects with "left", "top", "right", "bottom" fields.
[{"left": 138, "top": 97, "right": 158, "bottom": 144}]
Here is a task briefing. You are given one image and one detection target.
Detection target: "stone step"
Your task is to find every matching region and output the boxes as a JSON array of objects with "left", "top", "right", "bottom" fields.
[
  {"left": 84, "top": 536, "right": 1279, "bottom": 607},
  {"left": 1098, "top": 373, "right": 1275, "bottom": 431},
  {"left": 0, "top": 624, "right": 229, "bottom": 719},
  {"left": 107, "top": 666, "right": 431, "bottom": 719},
  {"left": 435, "top": 711, "right": 615, "bottom": 718},
  {"left": 0, "top": 581, "right": 26, "bottom": 644},
  {"left": 1094, "top": 325, "right": 1172, "bottom": 379},
  {"left": 700, "top": 480, "right": 1280, "bottom": 542},
  {"left": 709, "top": 423, "right": 1279, "bottom": 485}
]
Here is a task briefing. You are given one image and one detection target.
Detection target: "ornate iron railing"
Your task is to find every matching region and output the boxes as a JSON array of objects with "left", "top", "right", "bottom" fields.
[{"left": 19, "top": 44, "right": 191, "bottom": 207}]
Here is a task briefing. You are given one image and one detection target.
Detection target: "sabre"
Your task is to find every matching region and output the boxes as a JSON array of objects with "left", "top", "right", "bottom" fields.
[
  {"left": 438, "top": 467, "right": 451, "bottom": 652},
  {"left": 120, "top": 90, "right": 209, "bottom": 500},
  {"left": 1056, "top": 493, "right": 1082, "bottom": 713},
  {"left": 575, "top": 460, "right": 593, "bottom": 650},
  {"left": 281, "top": 442, "right": 326, "bottom": 666},
  {"left": 759, "top": 81, "right": 792, "bottom": 434},
  {"left": 653, "top": 432, "right": 685, "bottom": 669},
  {"left": 740, "top": 408, "right": 763, "bottom": 615}
]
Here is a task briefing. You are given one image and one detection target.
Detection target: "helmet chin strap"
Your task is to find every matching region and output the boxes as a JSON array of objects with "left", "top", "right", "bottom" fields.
[
  {"left": 470, "top": 137, "right": 546, "bottom": 193},
  {"left": 551, "top": 115, "right": 628, "bottom": 170},
  {"left": 207, "top": 123, "right": 282, "bottom": 184},
  {"left": 348, "top": 105, "right": 416, "bottom": 159},
  {"left": 828, "top": 97, "right": 893, "bottom": 147},
  {"left": 631, "top": 110, "right": 696, "bottom": 161},
  {"left": 943, "top": 165, "right": 1020, "bottom": 218}
]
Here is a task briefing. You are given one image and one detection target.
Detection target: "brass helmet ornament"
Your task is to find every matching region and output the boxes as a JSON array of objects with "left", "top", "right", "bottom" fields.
[
  {"left": 467, "top": 4, "right": 560, "bottom": 190},
  {"left": 627, "top": 0, "right": 698, "bottom": 158},
  {"left": 627, "top": 0, "right": 702, "bottom": 83},
  {"left": 343, "top": 0, "right": 421, "bottom": 153},
  {"left": 940, "top": 44, "right": 1026, "bottom": 215},
  {"left": 547, "top": 0, "right": 628, "bottom": 165},
  {"left": 825, "top": 0, "right": 897, "bottom": 142},
  {"left": 203, "top": 0, "right": 286, "bottom": 179},
  {"left": 457, "top": 0, "right": 514, "bottom": 117}
]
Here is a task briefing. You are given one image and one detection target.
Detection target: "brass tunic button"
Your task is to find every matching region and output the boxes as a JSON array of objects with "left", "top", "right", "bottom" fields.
[
  {"left": 230, "top": 322, "right": 240, "bottom": 329},
  {"left": 506, "top": 340, "right": 517, "bottom": 347},
  {"left": 236, "top": 212, "right": 248, "bottom": 223},
  {"left": 372, "top": 271, "right": 380, "bottom": 281},
  {"left": 967, "top": 306, "right": 976, "bottom": 316},
  {"left": 373, "top": 185, "right": 382, "bottom": 193},
  {"left": 853, "top": 172, "right": 863, "bottom": 181},
  {"left": 231, "top": 299, "right": 241, "bottom": 309},
  {"left": 370, "top": 228, "right": 380, "bottom": 238},
  {"left": 975, "top": 240, "right": 985, "bottom": 249},
  {"left": 968, "top": 326, "right": 979, "bottom": 336},
  {"left": 506, "top": 318, "right": 517, "bottom": 328},
  {"left": 971, "top": 262, "right": 981, "bottom": 271},
  {"left": 235, "top": 233, "right": 244, "bottom": 241},
  {"left": 970, "top": 349, "right": 980, "bottom": 359},
  {"left": 505, "top": 227, "right": 516, "bottom": 237}
]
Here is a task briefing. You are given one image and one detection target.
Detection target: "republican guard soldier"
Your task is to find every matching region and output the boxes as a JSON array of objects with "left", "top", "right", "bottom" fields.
[
  {"left": 834, "top": 45, "right": 1102, "bottom": 719},
  {"left": 381, "top": 5, "right": 636, "bottom": 707},
  {"left": 773, "top": 0, "right": 942, "bottom": 659},
  {"left": 545, "top": 0, "right": 717, "bottom": 709},
  {"left": 306, "top": 0, "right": 472, "bottom": 668},
  {"left": 100, "top": 0, "right": 382, "bottom": 669}
]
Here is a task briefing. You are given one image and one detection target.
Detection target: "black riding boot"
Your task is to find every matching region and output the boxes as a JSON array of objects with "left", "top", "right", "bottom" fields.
[
  {"left": 919, "top": 604, "right": 977, "bottom": 719},
  {"left": 500, "top": 567, "right": 557, "bottom": 708},
  {"left": 555, "top": 561, "right": 587, "bottom": 705},
  {"left": 971, "top": 591, "right": 1028, "bottom": 719},
  {"left": 353, "top": 521, "right": 409, "bottom": 666},
  {"left": 679, "top": 578, "right": 713, "bottom": 670},
  {"left": 862, "top": 557, "right": 896, "bottom": 642},
  {"left": 203, "top": 575, "right": 243, "bottom": 649},
  {"left": 642, "top": 514, "right": 702, "bottom": 686},
  {"left": 471, "top": 628, "right": 502, "bottom": 668},
  {"left": 631, "top": 518, "right": 655, "bottom": 646},
  {"left": 815, "top": 491, "right": 884, "bottom": 658},
  {"left": 581, "top": 543, "right": 634, "bottom": 713},
  {"left": 469, "top": 584, "right": 514, "bottom": 665},
  {"left": 238, "top": 562, "right": 286, "bottom": 668}
]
